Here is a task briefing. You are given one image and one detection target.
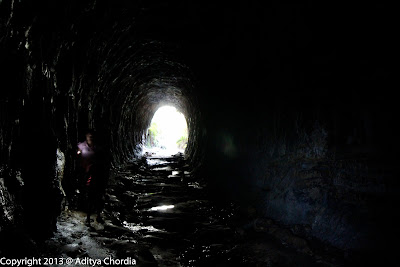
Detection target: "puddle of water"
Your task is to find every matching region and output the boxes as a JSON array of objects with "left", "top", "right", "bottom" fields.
[
  {"left": 143, "top": 192, "right": 158, "bottom": 196},
  {"left": 188, "top": 182, "right": 202, "bottom": 189},
  {"left": 148, "top": 205, "right": 175, "bottom": 211},
  {"left": 153, "top": 167, "right": 172, "bottom": 171},
  {"left": 146, "top": 159, "right": 168, "bottom": 166},
  {"left": 122, "top": 221, "right": 163, "bottom": 232}
]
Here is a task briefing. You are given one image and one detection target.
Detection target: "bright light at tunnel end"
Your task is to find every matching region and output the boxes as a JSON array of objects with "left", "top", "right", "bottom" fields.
[
  {"left": 143, "top": 106, "right": 188, "bottom": 156},
  {"left": 149, "top": 205, "right": 175, "bottom": 211}
]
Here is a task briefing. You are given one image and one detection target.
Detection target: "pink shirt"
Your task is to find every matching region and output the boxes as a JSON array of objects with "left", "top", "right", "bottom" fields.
[{"left": 77, "top": 141, "right": 97, "bottom": 172}]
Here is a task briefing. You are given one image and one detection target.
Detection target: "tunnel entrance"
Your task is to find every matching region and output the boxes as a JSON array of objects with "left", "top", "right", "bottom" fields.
[{"left": 143, "top": 106, "right": 188, "bottom": 156}]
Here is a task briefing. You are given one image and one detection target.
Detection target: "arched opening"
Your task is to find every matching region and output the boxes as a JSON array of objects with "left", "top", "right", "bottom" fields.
[{"left": 143, "top": 105, "right": 188, "bottom": 156}]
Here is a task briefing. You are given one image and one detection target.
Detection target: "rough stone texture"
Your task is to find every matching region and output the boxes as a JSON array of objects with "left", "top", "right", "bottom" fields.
[
  {"left": 0, "top": 0, "right": 397, "bottom": 261},
  {"left": 0, "top": 0, "right": 202, "bottom": 241}
]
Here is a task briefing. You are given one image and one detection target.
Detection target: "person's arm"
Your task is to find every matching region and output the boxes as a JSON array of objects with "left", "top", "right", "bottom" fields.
[{"left": 77, "top": 142, "right": 83, "bottom": 156}]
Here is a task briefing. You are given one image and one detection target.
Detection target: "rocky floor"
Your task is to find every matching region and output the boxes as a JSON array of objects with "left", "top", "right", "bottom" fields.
[{"left": 38, "top": 154, "right": 346, "bottom": 267}]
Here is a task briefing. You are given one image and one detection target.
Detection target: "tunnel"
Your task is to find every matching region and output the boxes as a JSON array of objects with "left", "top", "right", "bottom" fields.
[{"left": 0, "top": 1, "right": 397, "bottom": 266}]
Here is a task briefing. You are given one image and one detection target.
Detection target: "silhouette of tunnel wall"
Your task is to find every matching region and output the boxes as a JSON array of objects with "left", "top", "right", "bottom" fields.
[
  {"left": 85, "top": 40, "right": 201, "bottom": 165},
  {"left": 0, "top": 0, "right": 398, "bottom": 254},
  {"left": 0, "top": 0, "right": 203, "bottom": 240},
  {"left": 0, "top": 0, "right": 202, "bottom": 164}
]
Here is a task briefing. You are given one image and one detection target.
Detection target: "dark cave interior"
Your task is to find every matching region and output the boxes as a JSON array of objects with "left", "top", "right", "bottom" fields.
[{"left": 0, "top": 1, "right": 398, "bottom": 266}]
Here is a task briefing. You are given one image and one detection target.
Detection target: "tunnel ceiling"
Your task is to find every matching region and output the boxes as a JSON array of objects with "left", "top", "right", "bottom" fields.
[
  {"left": 0, "top": 0, "right": 396, "bottom": 181},
  {"left": 1, "top": 0, "right": 205, "bottom": 166}
]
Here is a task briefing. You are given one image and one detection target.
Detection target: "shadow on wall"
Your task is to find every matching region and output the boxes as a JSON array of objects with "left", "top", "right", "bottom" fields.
[
  {"left": 203, "top": 118, "right": 393, "bottom": 254},
  {"left": 252, "top": 122, "right": 391, "bottom": 251}
]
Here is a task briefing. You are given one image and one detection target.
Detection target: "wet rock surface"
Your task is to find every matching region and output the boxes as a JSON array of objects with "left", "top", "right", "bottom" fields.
[
  {"left": 38, "top": 154, "right": 345, "bottom": 267},
  {"left": 0, "top": 1, "right": 397, "bottom": 258}
]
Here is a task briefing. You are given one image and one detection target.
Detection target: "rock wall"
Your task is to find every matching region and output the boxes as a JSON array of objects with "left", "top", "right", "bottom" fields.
[
  {"left": 0, "top": 0, "right": 201, "bottom": 240},
  {"left": 0, "top": 0, "right": 397, "bottom": 254}
]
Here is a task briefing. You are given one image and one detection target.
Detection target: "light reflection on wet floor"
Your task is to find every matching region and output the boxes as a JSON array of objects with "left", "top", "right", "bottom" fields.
[
  {"left": 148, "top": 205, "right": 175, "bottom": 211},
  {"left": 146, "top": 158, "right": 169, "bottom": 166},
  {"left": 122, "top": 221, "right": 164, "bottom": 233},
  {"left": 40, "top": 154, "right": 343, "bottom": 267}
]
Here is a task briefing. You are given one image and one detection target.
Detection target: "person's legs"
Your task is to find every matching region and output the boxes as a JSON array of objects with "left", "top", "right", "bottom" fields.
[
  {"left": 84, "top": 164, "right": 108, "bottom": 225},
  {"left": 92, "top": 164, "right": 106, "bottom": 223},
  {"left": 85, "top": 170, "right": 94, "bottom": 226},
  {"left": 94, "top": 190, "right": 105, "bottom": 223},
  {"left": 85, "top": 188, "right": 92, "bottom": 226}
]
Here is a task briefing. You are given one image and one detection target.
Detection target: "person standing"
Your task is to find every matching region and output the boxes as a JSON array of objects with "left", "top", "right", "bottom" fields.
[{"left": 77, "top": 129, "right": 108, "bottom": 226}]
